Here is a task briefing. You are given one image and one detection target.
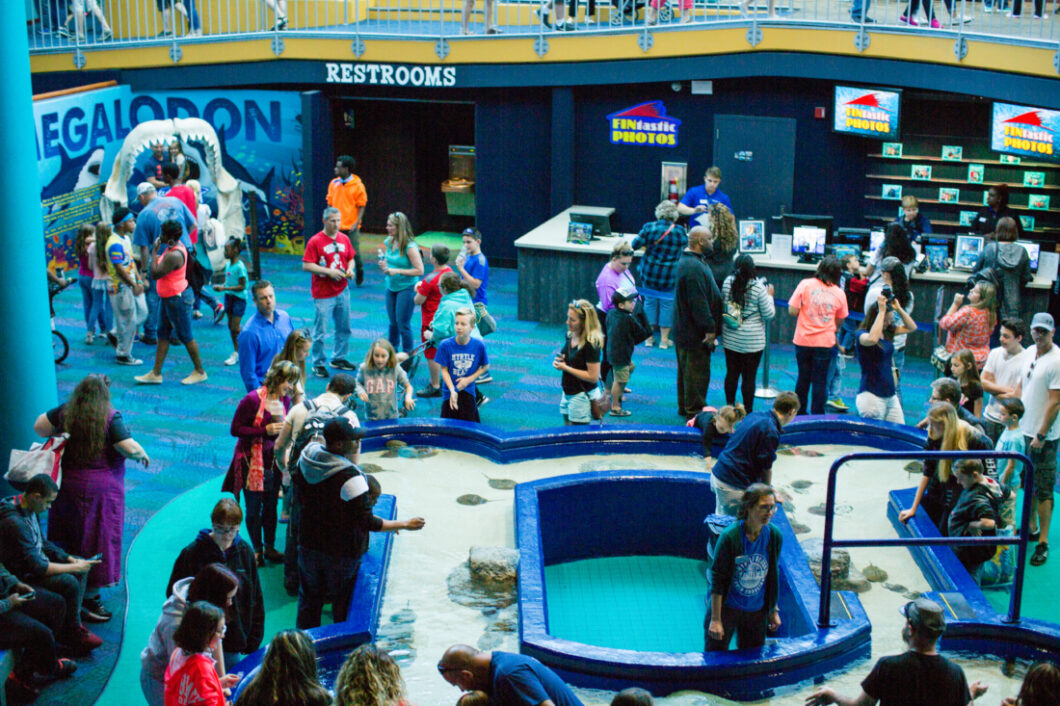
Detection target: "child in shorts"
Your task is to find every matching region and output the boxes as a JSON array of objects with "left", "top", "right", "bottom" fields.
[
  {"left": 606, "top": 287, "right": 651, "bottom": 417},
  {"left": 213, "top": 238, "right": 248, "bottom": 366},
  {"left": 995, "top": 397, "right": 1026, "bottom": 528}
]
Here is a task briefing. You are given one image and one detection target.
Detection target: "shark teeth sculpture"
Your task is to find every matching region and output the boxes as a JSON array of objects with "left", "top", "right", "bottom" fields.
[{"left": 100, "top": 118, "right": 246, "bottom": 265}]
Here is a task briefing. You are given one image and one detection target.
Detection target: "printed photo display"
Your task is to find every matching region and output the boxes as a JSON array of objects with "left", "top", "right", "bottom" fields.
[
  {"left": 1020, "top": 215, "right": 1035, "bottom": 232},
  {"left": 882, "top": 142, "right": 903, "bottom": 157},
  {"left": 959, "top": 211, "right": 977, "bottom": 227},
  {"left": 939, "top": 188, "right": 959, "bottom": 203},
  {"left": 1000, "top": 154, "right": 1021, "bottom": 165},
  {"left": 1028, "top": 194, "right": 1050, "bottom": 210},
  {"left": 882, "top": 184, "right": 903, "bottom": 200},
  {"left": 967, "top": 164, "right": 985, "bottom": 183},
  {"left": 911, "top": 164, "right": 932, "bottom": 180},
  {"left": 1024, "top": 171, "right": 1046, "bottom": 187},
  {"left": 941, "top": 145, "right": 963, "bottom": 161}
]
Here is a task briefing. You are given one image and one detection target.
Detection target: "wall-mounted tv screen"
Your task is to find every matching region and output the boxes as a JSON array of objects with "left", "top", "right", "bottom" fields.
[
  {"left": 991, "top": 102, "right": 1060, "bottom": 164},
  {"left": 833, "top": 85, "right": 901, "bottom": 141}
]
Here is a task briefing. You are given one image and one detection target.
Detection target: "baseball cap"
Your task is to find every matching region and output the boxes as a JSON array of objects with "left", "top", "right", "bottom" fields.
[
  {"left": 323, "top": 418, "right": 364, "bottom": 446},
  {"left": 1030, "top": 312, "right": 1055, "bottom": 333},
  {"left": 136, "top": 182, "right": 156, "bottom": 196},
  {"left": 900, "top": 598, "right": 946, "bottom": 635},
  {"left": 612, "top": 286, "right": 638, "bottom": 307}
]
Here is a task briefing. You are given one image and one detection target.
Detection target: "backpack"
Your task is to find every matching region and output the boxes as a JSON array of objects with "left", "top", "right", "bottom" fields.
[{"left": 287, "top": 398, "right": 353, "bottom": 477}]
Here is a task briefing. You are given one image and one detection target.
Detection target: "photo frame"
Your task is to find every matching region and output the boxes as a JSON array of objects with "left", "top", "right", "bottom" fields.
[
  {"left": 1020, "top": 215, "right": 1035, "bottom": 232},
  {"left": 660, "top": 161, "right": 688, "bottom": 203},
  {"left": 941, "top": 145, "right": 963, "bottom": 161},
  {"left": 1028, "top": 194, "right": 1050, "bottom": 210},
  {"left": 911, "top": 164, "right": 932, "bottom": 180},
  {"left": 882, "top": 184, "right": 903, "bottom": 200},
  {"left": 738, "top": 220, "right": 766, "bottom": 254},
  {"left": 959, "top": 210, "right": 977, "bottom": 227},
  {"left": 967, "top": 164, "right": 985, "bottom": 184},
  {"left": 938, "top": 188, "right": 959, "bottom": 203},
  {"left": 954, "top": 234, "right": 984, "bottom": 270},
  {"left": 1023, "top": 171, "right": 1045, "bottom": 187},
  {"left": 882, "top": 142, "right": 903, "bottom": 157},
  {"left": 1000, "top": 154, "right": 1021, "bottom": 165}
]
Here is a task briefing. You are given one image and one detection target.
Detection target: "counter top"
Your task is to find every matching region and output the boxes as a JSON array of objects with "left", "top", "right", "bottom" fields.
[{"left": 515, "top": 207, "right": 1053, "bottom": 289}]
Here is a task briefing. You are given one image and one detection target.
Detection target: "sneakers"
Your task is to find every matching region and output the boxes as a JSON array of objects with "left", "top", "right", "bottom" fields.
[
  {"left": 263, "top": 547, "right": 284, "bottom": 563},
  {"left": 610, "top": 408, "right": 632, "bottom": 417},
  {"left": 134, "top": 371, "right": 163, "bottom": 384},
  {"left": 61, "top": 625, "right": 103, "bottom": 656},
  {"left": 53, "top": 658, "right": 78, "bottom": 679},
  {"left": 898, "top": 13, "right": 919, "bottom": 24},
  {"left": 1029, "top": 527, "right": 1041, "bottom": 542},
  {"left": 212, "top": 302, "right": 225, "bottom": 324},
  {"left": 182, "top": 370, "right": 208, "bottom": 385},
  {"left": 313, "top": 364, "right": 330, "bottom": 378},
  {"left": 477, "top": 373, "right": 494, "bottom": 384},
  {"left": 331, "top": 358, "right": 356, "bottom": 371},
  {"left": 1030, "top": 542, "right": 1048, "bottom": 566},
  {"left": 5, "top": 673, "right": 40, "bottom": 701},
  {"left": 534, "top": 5, "right": 553, "bottom": 27},
  {"left": 192, "top": 310, "right": 204, "bottom": 319},
  {"left": 644, "top": 338, "right": 653, "bottom": 347},
  {"left": 100, "top": 28, "right": 113, "bottom": 40},
  {"left": 116, "top": 355, "right": 143, "bottom": 366},
  {"left": 476, "top": 395, "right": 491, "bottom": 408},
  {"left": 930, "top": 17, "right": 941, "bottom": 26},
  {"left": 983, "top": 3, "right": 993, "bottom": 10},
  {"left": 138, "top": 335, "right": 158, "bottom": 345},
  {"left": 827, "top": 398, "right": 848, "bottom": 410},
  {"left": 224, "top": 351, "right": 240, "bottom": 366},
  {"left": 81, "top": 596, "right": 112, "bottom": 623},
  {"left": 57, "top": 26, "right": 72, "bottom": 38},
  {"left": 416, "top": 385, "right": 442, "bottom": 398},
  {"left": 85, "top": 332, "right": 94, "bottom": 344},
  {"left": 276, "top": 16, "right": 288, "bottom": 29}
]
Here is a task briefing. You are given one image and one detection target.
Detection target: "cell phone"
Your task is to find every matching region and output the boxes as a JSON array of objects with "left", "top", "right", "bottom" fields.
[
  {"left": 55, "top": 267, "right": 65, "bottom": 280},
  {"left": 88, "top": 553, "right": 102, "bottom": 562},
  {"left": 23, "top": 590, "right": 35, "bottom": 600}
]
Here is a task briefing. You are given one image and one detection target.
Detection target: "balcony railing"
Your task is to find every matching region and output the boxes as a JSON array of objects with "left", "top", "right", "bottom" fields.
[{"left": 26, "top": 0, "right": 1060, "bottom": 61}]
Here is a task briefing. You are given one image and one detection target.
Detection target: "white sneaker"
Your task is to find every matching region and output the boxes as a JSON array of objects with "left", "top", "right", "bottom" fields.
[
  {"left": 85, "top": 332, "right": 94, "bottom": 344},
  {"left": 224, "top": 352, "right": 239, "bottom": 366}
]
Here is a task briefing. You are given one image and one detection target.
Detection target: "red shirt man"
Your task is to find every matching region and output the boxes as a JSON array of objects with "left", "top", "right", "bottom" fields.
[{"left": 302, "top": 208, "right": 357, "bottom": 375}]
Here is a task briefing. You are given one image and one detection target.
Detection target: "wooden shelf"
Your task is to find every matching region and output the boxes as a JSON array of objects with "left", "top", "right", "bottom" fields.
[
  {"left": 863, "top": 214, "right": 1060, "bottom": 234},
  {"left": 864, "top": 195, "right": 1060, "bottom": 213},
  {"left": 866, "top": 174, "right": 1060, "bottom": 190},
  {"left": 869, "top": 153, "right": 1059, "bottom": 169}
]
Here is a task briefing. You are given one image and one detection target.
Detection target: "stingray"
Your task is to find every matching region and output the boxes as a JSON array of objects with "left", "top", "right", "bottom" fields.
[{"left": 385, "top": 439, "right": 408, "bottom": 449}]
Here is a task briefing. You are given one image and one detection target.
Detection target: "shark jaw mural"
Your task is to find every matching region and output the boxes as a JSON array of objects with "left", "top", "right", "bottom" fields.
[{"left": 100, "top": 117, "right": 246, "bottom": 269}]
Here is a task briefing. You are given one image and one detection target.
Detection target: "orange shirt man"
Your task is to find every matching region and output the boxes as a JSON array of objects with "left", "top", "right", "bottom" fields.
[{"left": 326, "top": 154, "right": 368, "bottom": 285}]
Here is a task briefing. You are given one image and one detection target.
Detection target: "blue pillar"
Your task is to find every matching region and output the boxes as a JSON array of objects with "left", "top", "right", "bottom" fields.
[{"left": 0, "top": 1, "right": 59, "bottom": 465}]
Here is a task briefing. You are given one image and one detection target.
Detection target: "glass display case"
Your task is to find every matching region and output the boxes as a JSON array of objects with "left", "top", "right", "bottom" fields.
[{"left": 442, "top": 145, "right": 475, "bottom": 216}]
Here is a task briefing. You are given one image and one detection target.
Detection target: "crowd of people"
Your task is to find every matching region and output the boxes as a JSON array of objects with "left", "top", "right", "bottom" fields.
[{"left": 6, "top": 154, "right": 1059, "bottom": 705}]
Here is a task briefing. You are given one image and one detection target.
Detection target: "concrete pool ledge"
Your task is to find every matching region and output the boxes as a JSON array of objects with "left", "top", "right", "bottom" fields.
[
  {"left": 514, "top": 470, "right": 872, "bottom": 700},
  {"left": 887, "top": 488, "right": 1060, "bottom": 663}
]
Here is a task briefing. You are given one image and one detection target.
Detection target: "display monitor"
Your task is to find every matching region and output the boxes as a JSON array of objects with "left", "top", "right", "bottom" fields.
[
  {"left": 833, "top": 85, "right": 902, "bottom": 141},
  {"left": 569, "top": 210, "right": 612, "bottom": 238},
  {"left": 1016, "top": 240, "right": 1041, "bottom": 272},
  {"left": 921, "top": 235, "right": 953, "bottom": 273},
  {"left": 868, "top": 229, "right": 885, "bottom": 260},
  {"left": 954, "top": 234, "right": 985, "bottom": 270},
  {"left": 831, "top": 243, "right": 861, "bottom": 262},
  {"left": 782, "top": 213, "right": 834, "bottom": 242},
  {"left": 834, "top": 227, "right": 871, "bottom": 250},
  {"left": 792, "top": 226, "right": 827, "bottom": 258}
]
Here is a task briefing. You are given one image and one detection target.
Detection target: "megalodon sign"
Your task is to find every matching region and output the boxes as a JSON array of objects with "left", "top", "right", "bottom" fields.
[
  {"left": 992, "top": 102, "right": 1059, "bottom": 162},
  {"left": 607, "top": 101, "right": 681, "bottom": 147},
  {"left": 100, "top": 118, "right": 244, "bottom": 273}
]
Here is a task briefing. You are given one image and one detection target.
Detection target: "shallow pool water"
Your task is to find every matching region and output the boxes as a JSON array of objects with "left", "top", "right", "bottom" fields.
[{"left": 368, "top": 445, "right": 1027, "bottom": 705}]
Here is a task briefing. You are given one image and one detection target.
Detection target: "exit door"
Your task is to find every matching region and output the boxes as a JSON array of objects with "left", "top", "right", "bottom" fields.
[{"left": 712, "top": 115, "right": 796, "bottom": 221}]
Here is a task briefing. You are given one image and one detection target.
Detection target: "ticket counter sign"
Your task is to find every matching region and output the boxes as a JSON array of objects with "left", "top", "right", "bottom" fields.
[
  {"left": 607, "top": 101, "right": 681, "bottom": 147},
  {"left": 833, "top": 86, "right": 900, "bottom": 140},
  {"left": 992, "top": 102, "right": 1059, "bottom": 162}
]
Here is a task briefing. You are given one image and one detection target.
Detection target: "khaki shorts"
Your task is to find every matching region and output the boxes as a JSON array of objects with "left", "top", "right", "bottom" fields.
[{"left": 612, "top": 363, "right": 635, "bottom": 384}]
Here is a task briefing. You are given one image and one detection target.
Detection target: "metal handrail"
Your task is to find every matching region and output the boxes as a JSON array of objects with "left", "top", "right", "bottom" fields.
[{"left": 817, "top": 448, "right": 1035, "bottom": 628}]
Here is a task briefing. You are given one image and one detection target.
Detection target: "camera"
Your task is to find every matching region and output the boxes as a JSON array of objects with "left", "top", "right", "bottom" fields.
[{"left": 881, "top": 285, "right": 895, "bottom": 302}]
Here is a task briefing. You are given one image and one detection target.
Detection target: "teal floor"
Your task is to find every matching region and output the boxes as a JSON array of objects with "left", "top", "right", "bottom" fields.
[
  {"left": 33, "top": 252, "right": 1060, "bottom": 705},
  {"left": 545, "top": 556, "right": 709, "bottom": 652}
]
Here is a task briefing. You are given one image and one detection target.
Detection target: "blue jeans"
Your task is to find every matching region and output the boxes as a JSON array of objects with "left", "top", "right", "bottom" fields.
[
  {"left": 795, "top": 344, "right": 835, "bottom": 415},
  {"left": 297, "top": 547, "right": 361, "bottom": 629},
  {"left": 243, "top": 471, "right": 279, "bottom": 553},
  {"left": 89, "top": 283, "right": 113, "bottom": 334},
  {"left": 850, "top": 0, "right": 871, "bottom": 20},
  {"left": 386, "top": 286, "right": 416, "bottom": 352},
  {"left": 311, "top": 289, "right": 351, "bottom": 366},
  {"left": 143, "top": 277, "right": 161, "bottom": 338}
]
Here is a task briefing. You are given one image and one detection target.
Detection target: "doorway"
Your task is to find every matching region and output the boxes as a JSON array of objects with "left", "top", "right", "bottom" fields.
[
  {"left": 712, "top": 115, "right": 796, "bottom": 221},
  {"left": 331, "top": 99, "right": 475, "bottom": 234}
]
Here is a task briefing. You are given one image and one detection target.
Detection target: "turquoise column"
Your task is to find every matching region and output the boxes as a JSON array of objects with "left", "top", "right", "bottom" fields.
[{"left": 0, "top": 1, "right": 59, "bottom": 464}]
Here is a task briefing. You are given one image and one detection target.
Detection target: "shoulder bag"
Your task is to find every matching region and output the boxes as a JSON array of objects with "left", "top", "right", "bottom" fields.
[{"left": 6, "top": 433, "right": 69, "bottom": 488}]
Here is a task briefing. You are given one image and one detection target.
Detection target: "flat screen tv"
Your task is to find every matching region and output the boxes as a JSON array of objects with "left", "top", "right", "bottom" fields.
[{"left": 833, "top": 85, "right": 901, "bottom": 141}]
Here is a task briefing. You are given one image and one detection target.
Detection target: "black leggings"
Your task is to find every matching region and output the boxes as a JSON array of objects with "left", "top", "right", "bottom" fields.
[{"left": 723, "top": 348, "right": 763, "bottom": 411}]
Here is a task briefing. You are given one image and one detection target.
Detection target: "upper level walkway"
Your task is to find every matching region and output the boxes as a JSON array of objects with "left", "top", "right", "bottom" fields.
[{"left": 26, "top": 0, "right": 1060, "bottom": 79}]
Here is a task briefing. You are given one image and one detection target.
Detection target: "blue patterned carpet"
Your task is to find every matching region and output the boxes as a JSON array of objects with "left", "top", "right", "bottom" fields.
[{"left": 34, "top": 252, "right": 944, "bottom": 705}]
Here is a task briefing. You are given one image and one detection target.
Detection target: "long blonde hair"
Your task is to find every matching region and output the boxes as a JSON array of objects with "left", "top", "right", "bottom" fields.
[
  {"left": 927, "top": 401, "right": 975, "bottom": 482},
  {"left": 708, "top": 203, "right": 737, "bottom": 254},
  {"left": 568, "top": 299, "right": 604, "bottom": 351},
  {"left": 333, "top": 644, "right": 407, "bottom": 706},
  {"left": 970, "top": 282, "right": 997, "bottom": 329},
  {"left": 387, "top": 211, "right": 415, "bottom": 254}
]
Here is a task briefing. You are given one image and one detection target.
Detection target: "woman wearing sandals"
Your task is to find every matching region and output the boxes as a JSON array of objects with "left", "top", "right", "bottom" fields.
[{"left": 554, "top": 300, "right": 604, "bottom": 425}]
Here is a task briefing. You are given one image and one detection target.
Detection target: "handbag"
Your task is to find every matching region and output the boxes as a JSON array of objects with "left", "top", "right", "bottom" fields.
[
  {"left": 475, "top": 302, "right": 497, "bottom": 336},
  {"left": 6, "top": 433, "right": 68, "bottom": 488},
  {"left": 930, "top": 345, "right": 953, "bottom": 375},
  {"left": 590, "top": 388, "right": 612, "bottom": 420},
  {"left": 722, "top": 299, "right": 743, "bottom": 330}
]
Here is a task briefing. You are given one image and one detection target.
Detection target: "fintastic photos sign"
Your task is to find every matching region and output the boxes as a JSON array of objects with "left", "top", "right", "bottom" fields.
[
  {"left": 992, "top": 102, "right": 1059, "bottom": 162},
  {"left": 833, "top": 86, "right": 901, "bottom": 140},
  {"left": 607, "top": 101, "right": 681, "bottom": 147}
]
